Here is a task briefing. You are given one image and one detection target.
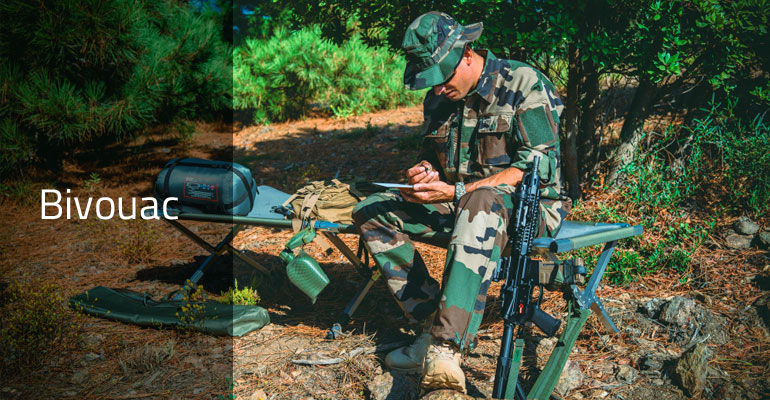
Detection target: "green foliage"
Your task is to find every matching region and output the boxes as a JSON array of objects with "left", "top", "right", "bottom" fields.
[
  {"left": 233, "top": 25, "right": 423, "bottom": 124},
  {"left": 571, "top": 199, "right": 716, "bottom": 286},
  {"left": 691, "top": 98, "right": 770, "bottom": 216},
  {"left": 580, "top": 99, "right": 770, "bottom": 284},
  {"left": 220, "top": 278, "right": 260, "bottom": 306},
  {"left": 0, "top": 180, "right": 34, "bottom": 204},
  {"left": 0, "top": 0, "right": 231, "bottom": 174},
  {"left": 83, "top": 172, "right": 102, "bottom": 193},
  {"left": 0, "top": 279, "right": 82, "bottom": 376},
  {"left": 621, "top": 97, "right": 770, "bottom": 218},
  {"left": 619, "top": 129, "right": 700, "bottom": 212}
]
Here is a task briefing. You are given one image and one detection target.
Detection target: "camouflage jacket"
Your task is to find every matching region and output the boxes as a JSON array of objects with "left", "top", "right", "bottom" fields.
[{"left": 419, "top": 50, "right": 571, "bottom": 235}]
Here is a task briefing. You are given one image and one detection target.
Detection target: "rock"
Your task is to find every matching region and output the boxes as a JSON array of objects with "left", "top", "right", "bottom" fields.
[
  {"left": 688, "top": 290, "right": 713, "bottom": 306},
  {"left": 614, "top": 364, "right": 638, "bottom": 384},
  {"left": 72, "top": 368, "right": 89, "bottom": 384},
  {"left": 534, "top": 337, "right": 557, "bottom": 368},
  {"left": 673, "top": 343, "right": 710, "bottom": 397},
  {"left": 589, "top": 389, "right": 609, "bottom": 398},
  {"left": 249, "top": 390, "right": 267, "bottom": 400},
  {"left": 84, "top": 334, "right": 105, "bottom": 347},
  {"left": 753, "top": 294, "right": 770, "bottom": 331},
  {"left": 734, "top": 217, "right": 760, "bottom": 235},
  {"left": 758, "top": 232, "right": 770, "bottom": 249},
  {"left": 659, "top": 296, "right": 696, "bottom": 327},
  {"left": 640, "top": 353, "right": 668, "bottom": 371},
  {"left": 641, "top": 298, "right": 665, "bottom": 318},
  {"left": 419, "top": 389, "right": 474, "bottom": 400},
  {"left": 554, "top": 360, "right": 584, "bottom": 397},
  {"left": 367, "top": 372, "right": 419, "bottom": 400},
  {"left": 725, "top": 233, "right": 753, "bottom": 249}
]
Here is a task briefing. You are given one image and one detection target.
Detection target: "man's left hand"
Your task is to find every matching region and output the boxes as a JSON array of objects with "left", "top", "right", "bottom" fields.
[{"left": 400, "top": 181, "right": 454, "bottom": 204}]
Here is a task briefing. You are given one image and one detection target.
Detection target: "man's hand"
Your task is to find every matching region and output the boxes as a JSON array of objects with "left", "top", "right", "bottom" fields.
[
  {"left": 400, "top": 181, "right": 454, "bottom": 204},
  {"left": 406, "top": 161, "right": 439, "bottom": 185}
]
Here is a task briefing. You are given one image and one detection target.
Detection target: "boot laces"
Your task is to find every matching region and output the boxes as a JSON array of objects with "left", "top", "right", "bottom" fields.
[{"left": 428, "top": 341, "right": 460, "bottom": 361}]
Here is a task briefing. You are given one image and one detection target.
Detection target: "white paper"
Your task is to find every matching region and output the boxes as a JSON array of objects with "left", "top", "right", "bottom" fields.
[{"left": 372, "top": 182, "right": 414, "bottom": 189}]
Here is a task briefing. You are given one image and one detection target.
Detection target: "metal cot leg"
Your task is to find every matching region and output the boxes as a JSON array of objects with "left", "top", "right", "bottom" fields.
[{"left": 163, "top": 220, "right": 270, "bottom": 299}]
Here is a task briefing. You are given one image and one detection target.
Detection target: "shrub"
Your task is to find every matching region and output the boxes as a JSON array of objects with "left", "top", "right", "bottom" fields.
[
  {"left": 622, "top": 98, "right": 770, "bottom": 218},
  {"left": 691, "top": 99, "right": 770, "bottom": 216},
  {"left": 591, "top": 97, "right": 767, "bottom": 284},
  {"left": 220, "top": 278, "right": 260, "bottom": 306},
  {"left": 176, "top": 281, "right": 210, "bottom": 331},
  {"left": 234, "top": 25, "right": 423, "bottom": 124},
  {"left": 115, "top": 219, "right": 160, "bottom": 264},
  {"left": 0, "top": 279, "right": 82, "bottom": 376}
]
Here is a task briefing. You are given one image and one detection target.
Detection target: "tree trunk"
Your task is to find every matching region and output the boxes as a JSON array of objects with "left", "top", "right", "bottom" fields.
[
  {"left": 561, "top": 44, "right": 582, "bottom": 200},
  {"left": 578, "top": 62, "right": 600, "bottom": 183},
  {"left": 605, "top": 77, "right": 658, "bottom": 187}
]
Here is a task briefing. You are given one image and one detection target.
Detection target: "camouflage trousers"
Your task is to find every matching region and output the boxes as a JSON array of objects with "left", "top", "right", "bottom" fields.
[{"left": 353, "top": 185, "right": 547, "bottom": 350}]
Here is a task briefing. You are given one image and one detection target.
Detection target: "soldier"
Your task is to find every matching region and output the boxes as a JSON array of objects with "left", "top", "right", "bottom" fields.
[{"left": 352, "top": 11, "right": 571, "bottom": 393}]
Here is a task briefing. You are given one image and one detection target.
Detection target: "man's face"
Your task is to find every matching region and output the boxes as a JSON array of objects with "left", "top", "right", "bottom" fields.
[{"left": 432, "top": 53, "right": 475, "bottom": 101}]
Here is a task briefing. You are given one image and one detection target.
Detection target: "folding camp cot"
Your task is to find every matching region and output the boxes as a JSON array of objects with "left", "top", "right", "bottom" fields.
[{"left": 157, "top": 185, "right": 643, "bottom": 342}]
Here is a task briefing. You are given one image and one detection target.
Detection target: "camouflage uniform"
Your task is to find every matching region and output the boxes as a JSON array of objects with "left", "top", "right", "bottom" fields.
[{"left": 353, "top": 12, "right": 571, "bottom": 352}]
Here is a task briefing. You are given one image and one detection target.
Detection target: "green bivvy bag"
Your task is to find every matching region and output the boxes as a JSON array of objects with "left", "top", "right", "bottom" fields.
[{"left": 69, "top": 286, "right": 269, "bottom": 337}]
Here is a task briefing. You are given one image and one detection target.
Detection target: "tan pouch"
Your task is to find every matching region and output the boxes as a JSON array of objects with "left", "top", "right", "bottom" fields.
[{"left": 282, "top": 179, "right": 365, "bottom": 253}]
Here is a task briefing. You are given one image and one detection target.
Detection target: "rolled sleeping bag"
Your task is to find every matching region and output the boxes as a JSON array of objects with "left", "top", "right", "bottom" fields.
[{"left": 155, "top": 158, "right": 258, "bottom": 216}]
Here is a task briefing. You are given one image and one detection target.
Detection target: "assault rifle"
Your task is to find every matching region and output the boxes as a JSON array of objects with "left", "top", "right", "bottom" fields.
[{"left": 491, "top": 156, "right": 560, "bottom": 399}]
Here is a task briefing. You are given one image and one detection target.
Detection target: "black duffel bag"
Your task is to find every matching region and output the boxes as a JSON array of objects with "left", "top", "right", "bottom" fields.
[{"left": 154, "top": 158, "right": 258, "bottom": 216}]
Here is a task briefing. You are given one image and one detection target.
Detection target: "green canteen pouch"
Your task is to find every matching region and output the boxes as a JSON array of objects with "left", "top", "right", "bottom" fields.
[{"left": 285, "top": 250, "right": 329, "bottom": 304}]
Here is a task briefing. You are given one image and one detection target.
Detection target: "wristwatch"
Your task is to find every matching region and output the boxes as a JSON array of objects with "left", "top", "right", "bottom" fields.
[{"left": 454, "top": 182, "right": 466, "bottom": 205}]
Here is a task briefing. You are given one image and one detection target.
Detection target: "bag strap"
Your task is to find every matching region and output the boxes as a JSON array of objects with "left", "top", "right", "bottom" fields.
[
  {"left": 162, "top": 157, "right": 185, "bottom": 198},
  {"left": 285, "top": 187, "right": 333, "bottom": 254},
  {"left": 299, "top": 191, "right": 322, "bottom": 221}
]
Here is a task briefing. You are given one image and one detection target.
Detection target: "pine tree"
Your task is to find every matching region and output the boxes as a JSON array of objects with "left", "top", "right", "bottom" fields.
[{"left": 0, "top": 0, "right": 231, "bottom": 174}]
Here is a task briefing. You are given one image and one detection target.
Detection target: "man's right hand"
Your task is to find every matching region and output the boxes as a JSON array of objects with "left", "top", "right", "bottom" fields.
[{"left": 406, "top": 161, "right": 439, "bottom": 185}]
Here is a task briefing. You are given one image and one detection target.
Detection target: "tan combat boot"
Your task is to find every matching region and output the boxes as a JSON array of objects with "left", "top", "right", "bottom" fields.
[
  {"left": 384, "top": 332, "right": 432, "bottom": 373},
  {"left": 420, "top": 340, "right": 466, "bottom": 394}
]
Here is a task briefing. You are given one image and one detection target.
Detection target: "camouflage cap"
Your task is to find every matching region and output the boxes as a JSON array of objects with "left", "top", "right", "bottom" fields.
[{"left": 402, "top": 11, "right": 483, "bottom": 90}]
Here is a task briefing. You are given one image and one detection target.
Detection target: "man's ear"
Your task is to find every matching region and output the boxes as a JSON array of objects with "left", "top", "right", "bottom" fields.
[{"left": 463, "top": 46, "right": 474, "bottom": 64}]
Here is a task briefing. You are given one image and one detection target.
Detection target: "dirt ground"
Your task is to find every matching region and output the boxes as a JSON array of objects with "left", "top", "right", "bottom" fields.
[{"left": 1, "top": 107, "right": 769, "bottom": 399}]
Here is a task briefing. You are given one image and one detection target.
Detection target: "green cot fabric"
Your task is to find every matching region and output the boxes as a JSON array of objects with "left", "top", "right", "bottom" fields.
[{"left": 69, "top": 286, "right": 269, "bottom": 337}]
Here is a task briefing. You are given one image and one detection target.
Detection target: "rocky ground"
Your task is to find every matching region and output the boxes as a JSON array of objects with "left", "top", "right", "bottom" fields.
[{"left": 1, "top": 107, "right": 769, "bottom": 399}]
